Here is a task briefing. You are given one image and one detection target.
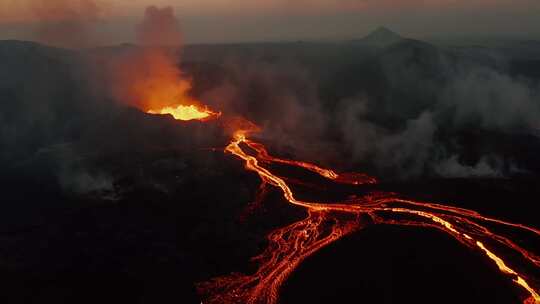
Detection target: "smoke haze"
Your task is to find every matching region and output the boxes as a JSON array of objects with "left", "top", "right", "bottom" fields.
[
  {"left": 1, "top": 6, "right": 540, "bottom": 201},
  {"left": 31, "top": 0, "right": 101, "bottom": 49},
  {"left": 106, "top": 6, "right": 202, "bottom": 115},
  {"left": 189, "top": 42, "right": 540, "bottom": 179},
  {"left": 136, "top": 6, "right": 183, "bottom": 47},
  {"left": 1, "top": 0, "right": 540, "bottom": 44}
]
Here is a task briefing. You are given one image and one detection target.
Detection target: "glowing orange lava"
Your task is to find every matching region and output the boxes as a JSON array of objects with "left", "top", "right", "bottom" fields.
[
  {"left": 147, "top": 104, "right": 221, "bottom": 121},
  {"left": 159, "top": 109, "right": 540, "bottom": 303},
  {"left": 196, "top": 127, "right": 540, "bottom": 304},
  {"left": 112, "top": 47, "right": 222, "bottom": 122}
]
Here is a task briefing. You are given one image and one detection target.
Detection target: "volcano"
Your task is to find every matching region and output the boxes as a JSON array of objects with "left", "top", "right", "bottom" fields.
[
  {"left": 1, "top": 11, "right": 540, "bottom": 304},
  {"left": 352, "top": 26, "right": 404, "bottom": 47}
]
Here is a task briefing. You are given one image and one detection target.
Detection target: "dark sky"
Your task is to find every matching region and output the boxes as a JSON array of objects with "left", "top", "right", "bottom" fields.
[{"left": 1, "top": 0, "right": 539, "bottom": 45}]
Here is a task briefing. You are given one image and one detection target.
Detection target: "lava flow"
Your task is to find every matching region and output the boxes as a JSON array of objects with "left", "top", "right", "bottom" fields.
[
  {"left": 148, "top": 104, "right": 221, "bottom": 121},
  {"left": 195, "top": 127, "right": 540, "bottom": 304}
]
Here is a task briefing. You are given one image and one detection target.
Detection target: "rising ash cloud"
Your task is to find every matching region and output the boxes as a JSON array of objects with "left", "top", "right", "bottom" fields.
[
  {"left": 0, "top": 6, "right": 226, "bottom": 199},
  {"left": 0, "top": 40, "right": 224, "bottom": 200}
]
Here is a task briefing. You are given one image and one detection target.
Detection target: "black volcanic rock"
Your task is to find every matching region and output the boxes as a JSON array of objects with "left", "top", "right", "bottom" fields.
[{"left": 1, "top": 37, "right": 540, "bottom": 304}]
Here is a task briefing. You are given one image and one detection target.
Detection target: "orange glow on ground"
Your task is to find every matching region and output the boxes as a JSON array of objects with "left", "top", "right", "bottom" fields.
[
  {"left": 196, "top": 126, "right": 540, "bottom": 304},
  {"left": 148, "top": 104, "right": 221, "bottom": 121}
]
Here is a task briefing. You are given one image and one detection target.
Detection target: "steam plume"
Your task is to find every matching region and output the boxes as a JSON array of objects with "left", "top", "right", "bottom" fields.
[
  {"left": 107, "top": 6, "right": 197, "bottom": 113},
  {"left": 136, "top": 6, "right": 183, "bottom": 47}
]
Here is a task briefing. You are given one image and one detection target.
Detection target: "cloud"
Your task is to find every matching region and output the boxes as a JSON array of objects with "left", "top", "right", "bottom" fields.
[
  {"left": 336, "top": 96, "right": 380, "bottom": 161},
  {"left": 199, "top": 59, "right": 336, "bottom": 162},
  {"left": 104, "top": 6, "right": 199, "bottom": 113},
  {"left": 106, "top": 48, "right": 197, "bottom": 111},
  {"left": 38, "top": 144, "right": 115, "bottom": 196},
  {"left": 374, "top": 111, "right": 438, "bottom": 178},
  {"left": 440, "top": 68, "right": 540, "bottom": 131},
  {"left": 333, "top": 61, "right": 540, "bottom": 178},
  {"left": 433, "top": 155, "right": 504, "bottom": 178},
  {"left": 184, "top": 44, "right": 540, "bottom": 179}
]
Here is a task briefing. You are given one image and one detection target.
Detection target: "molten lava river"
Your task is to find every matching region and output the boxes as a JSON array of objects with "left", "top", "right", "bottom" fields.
[{"left": 151, "top": 105, "right": 540, "bottom": 304}]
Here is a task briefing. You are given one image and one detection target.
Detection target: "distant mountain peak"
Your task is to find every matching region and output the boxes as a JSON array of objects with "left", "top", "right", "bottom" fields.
[{"left": 361, "top": 27, "right": 403, "bottom": 47}]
